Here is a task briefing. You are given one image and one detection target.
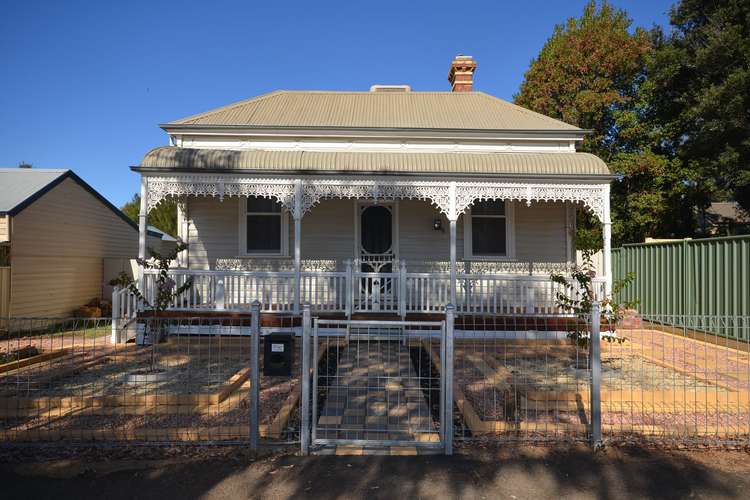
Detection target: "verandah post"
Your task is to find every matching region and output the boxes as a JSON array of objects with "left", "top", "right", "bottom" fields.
[
  {"left": 601, "top": 184, "right": 612, "bottom": 297},
  {"left": 111, "top": 287, "right": 120, "bottom": 344},
  {"left": 215, "top": 275, "right": 225, "bottom": 311},
  {"left": 293, "top": 180, "right": 303, "bottom": 314},
  {"left": 138, "top": 177, "right": 148, "bottom": 295},
  {"left": 344, "top": 259, "right": 352, "bottom": 318},
  {"left": 399, "top": 260, "right": 407, "bottom": 318},
  {"left": 249, "top": 300, "right": 260, "bottom": 452},
  {"left": 589, "top": 301, "right": 602, "bottom": 448},
  {"left": 448, "top": 182, "right": 457, "bottom": 306}
]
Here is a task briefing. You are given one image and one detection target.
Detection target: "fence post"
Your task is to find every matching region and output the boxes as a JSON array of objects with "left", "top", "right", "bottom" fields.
[
  {"left": 249, "top": 300, "right": 260, "bottom": 452},
  {"left": 111, "top": 287, "right": 120, "bottom": 344},
  {"left": 589, "top": 301, "right": 602, "bottom": 448},
  {"left": 444, "top": 303, "right": 455, "bottom": 455},
  {"left": 301, "top": 302, "right": 312, "bottom": 455}
]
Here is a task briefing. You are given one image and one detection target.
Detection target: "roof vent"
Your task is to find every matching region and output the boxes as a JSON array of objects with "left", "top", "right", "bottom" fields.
[{"left": 369, "top": 85, "right": 412, "bottom": 92}]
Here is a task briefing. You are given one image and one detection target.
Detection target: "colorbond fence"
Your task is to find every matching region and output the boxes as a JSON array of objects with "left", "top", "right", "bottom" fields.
[{"left": 612, "top": 235, "right": 750, "bottom": 339}]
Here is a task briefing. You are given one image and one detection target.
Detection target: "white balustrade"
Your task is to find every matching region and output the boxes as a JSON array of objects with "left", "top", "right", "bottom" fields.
[{"left": 133, "top": 266, "right": 598, "bottom": 316}]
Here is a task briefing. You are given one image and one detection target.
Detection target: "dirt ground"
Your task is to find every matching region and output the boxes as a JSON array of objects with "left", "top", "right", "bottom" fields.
[{"left": 1, "top": 444, "right": 749, "bottom": 499}]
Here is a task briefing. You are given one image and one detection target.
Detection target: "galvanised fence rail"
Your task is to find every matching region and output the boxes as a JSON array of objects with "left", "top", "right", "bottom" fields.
[
  {"left": 1, "top": 308, "right": 748, "bottom": 451},
  {"left": 612, "top": 235, "right": 750, "bottom": 340}
]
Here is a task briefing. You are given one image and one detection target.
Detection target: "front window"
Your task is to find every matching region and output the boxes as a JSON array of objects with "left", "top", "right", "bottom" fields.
[
  {"left": 466, "top": 200, "right": 513, "bottom": 258},
  {"left": 244, "top": 198, "right": 285, "bottom": 255}
]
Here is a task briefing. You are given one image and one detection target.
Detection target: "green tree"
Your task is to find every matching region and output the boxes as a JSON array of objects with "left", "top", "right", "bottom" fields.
[
  {"left": 648, "top": 0, "right": 750, "bottom": 214},
  {"left": 515, "top": 1, "right": 696, "bottom": 245},
  {"left": 121, "top": 194, "right": 178, "bottom": 238},
  {"left": 515, "top": 1, "right": 651, "bottom": 159}
]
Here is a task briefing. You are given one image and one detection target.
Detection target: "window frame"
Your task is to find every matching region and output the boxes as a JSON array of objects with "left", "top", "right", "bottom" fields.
[
  {"left": 463, "top": 200, "right": 516, "bottom": 260},
  {"left": 237, "top": 197, "right": 289, "bottom": 257}
]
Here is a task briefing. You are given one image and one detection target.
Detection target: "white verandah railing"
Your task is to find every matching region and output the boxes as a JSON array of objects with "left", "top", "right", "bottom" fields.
[{"left": 126, "top": 266, "right": 605, "bottom": 317}]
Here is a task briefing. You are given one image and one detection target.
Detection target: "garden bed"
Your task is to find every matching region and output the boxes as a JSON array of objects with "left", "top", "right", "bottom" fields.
[
  {"left": 0, "top": 338, "right": 336, "bottom": 443},
  {"left": 449, "top": 339, "right": 747, "bottom": 437},
  {"left": 0, "top": 338, "right": 251, "bottom": 417}
]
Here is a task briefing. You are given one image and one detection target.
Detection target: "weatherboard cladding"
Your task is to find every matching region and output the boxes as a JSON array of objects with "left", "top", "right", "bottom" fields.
[
  {"left": 165, "top": 91, "right": 582, "bottom": 131},
  {"left": 139, "top": 147, "right": 610, "bottom": 176}
]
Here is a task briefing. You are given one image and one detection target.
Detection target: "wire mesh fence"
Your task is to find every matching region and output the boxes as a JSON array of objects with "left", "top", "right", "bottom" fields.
[
  {"left": 601, "top": 314, "right": 750, "bottom": 445},
  {"left": 452, "top": 314, "right": 593, "bottom": 443},
  {"left": 0, "top": 315, "right": 300, "bottom": 444},
  {"left": 1, "top": 309, "right": 748, "bottom": 449}
]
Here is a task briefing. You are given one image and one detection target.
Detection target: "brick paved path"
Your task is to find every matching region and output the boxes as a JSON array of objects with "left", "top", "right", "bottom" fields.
[{"left": 316, "top": 340, "right": 438, "bottom": 443}]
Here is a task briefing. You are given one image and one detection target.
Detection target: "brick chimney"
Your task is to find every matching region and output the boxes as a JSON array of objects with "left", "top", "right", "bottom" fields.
[{"left": 448, "top": 55, "right": 477, "bottom": 92}]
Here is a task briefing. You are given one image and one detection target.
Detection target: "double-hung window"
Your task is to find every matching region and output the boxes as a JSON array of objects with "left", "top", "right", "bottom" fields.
[
  {"left": 464, "top": 200, "right": 514, "bottom": 259},
  {"left": 240, "top": 198, "right": 288, "bottom": 256}
]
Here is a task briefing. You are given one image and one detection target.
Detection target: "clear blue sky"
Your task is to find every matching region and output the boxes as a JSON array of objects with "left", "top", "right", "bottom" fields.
[{"left": 0, "top": 0, "right": 674, "bottom": 207}]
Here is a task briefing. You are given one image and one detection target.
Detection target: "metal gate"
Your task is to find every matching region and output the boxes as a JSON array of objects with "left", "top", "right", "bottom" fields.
[{"left": 300, "top": 314, "right": 454, "bottom": 454}]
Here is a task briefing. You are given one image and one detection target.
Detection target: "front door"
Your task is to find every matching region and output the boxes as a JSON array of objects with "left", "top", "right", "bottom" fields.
[{"left": 356, "top": 203, "right": 397, "bottom": 311}]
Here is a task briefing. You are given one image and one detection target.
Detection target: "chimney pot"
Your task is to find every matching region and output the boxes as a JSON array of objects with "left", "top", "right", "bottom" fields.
[{"left": 448, "top": 55, "right": 477, "bottom": 92}]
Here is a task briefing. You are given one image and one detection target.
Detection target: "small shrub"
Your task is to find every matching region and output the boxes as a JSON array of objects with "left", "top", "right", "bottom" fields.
[{"left": 550, "top": 249, "right": 638, "bottom": 347}]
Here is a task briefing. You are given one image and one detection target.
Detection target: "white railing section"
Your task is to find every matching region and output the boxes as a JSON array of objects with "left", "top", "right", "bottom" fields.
[
  {"left": 301, "top": 271, "right": 348, "bottom": 313},
  {"left": 224, "top": 271, "right": 295, "bottom": 312},
  {"left": 404, "top": 273, "right": 451, "bottom": 313},
  {"left": 129, "top": 266, "right": 607, "bottom": 317},
  {"left": 111, "top": 285, "right": 139, "bottom": 343}
]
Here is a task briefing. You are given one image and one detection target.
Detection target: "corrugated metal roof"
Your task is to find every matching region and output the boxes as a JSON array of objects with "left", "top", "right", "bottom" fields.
[
  {"left": 707, "top": 202, "right": 750, "bottom": 223},
  {"left": 0, "top": 168, "right": 68, "bottom": 212},
  {"left": 138, "top": 147, "right": 610, "bottom": 176},
  {"left": 165, "top": 91, "right": 581, "bottom": 131}
]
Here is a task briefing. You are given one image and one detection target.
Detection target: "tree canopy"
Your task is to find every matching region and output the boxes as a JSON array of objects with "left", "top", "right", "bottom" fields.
[
  {"left": 515, "top": 0, "right": 749, "bottom": 245},
  {"left": 121, "top": 194, "right": 177, "bottom": 238},
  {"left": 649, "top": 0, "right": 750, "bottom": 213}
]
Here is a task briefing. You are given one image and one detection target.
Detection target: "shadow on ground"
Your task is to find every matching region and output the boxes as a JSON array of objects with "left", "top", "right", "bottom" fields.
[{"left": 1, "top": 443, "right": 749, "bottom": 499}]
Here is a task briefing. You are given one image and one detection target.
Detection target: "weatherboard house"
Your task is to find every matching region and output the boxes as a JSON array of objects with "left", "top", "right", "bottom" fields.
[
  {"left": 0, "top": 168, "right": 166, "bottom": 319},
  {"left": 122, "top": 56, "right": 613, "bottom": 326}
]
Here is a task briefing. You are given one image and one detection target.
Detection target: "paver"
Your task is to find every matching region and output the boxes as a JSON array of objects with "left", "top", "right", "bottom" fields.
[{"left": 317, "top": 341, "right": 435, "bottom": 442}]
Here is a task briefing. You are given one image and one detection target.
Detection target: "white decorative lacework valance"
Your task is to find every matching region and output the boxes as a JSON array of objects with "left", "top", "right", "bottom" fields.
[
  {"left": 300, "top": 180, "right": 451, "bottom": 216},
  {"left": 145, "top": 175, "right": 609, "bottom": 220},
  {"left": 454, "top": 183, "right": 606, "bottom": 220},
  {"left": 147, "top": 177, "right": 296, "bottom": 212}
]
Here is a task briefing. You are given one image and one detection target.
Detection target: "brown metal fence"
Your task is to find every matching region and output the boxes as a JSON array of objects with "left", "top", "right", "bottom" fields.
[{"left": 1, "top": 308, "right": 748, "bottom": 450}]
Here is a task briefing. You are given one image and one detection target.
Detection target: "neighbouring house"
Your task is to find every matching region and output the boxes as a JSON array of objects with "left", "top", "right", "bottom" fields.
[
  {"left": 0, "top": 168, "right": 165, "bottom": 318},
  {"left": 126, "top": 55, "right": 613, "bottom": 324},
  {"left": 697, "top": 202, "right": 750, "bottom": 236}
]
